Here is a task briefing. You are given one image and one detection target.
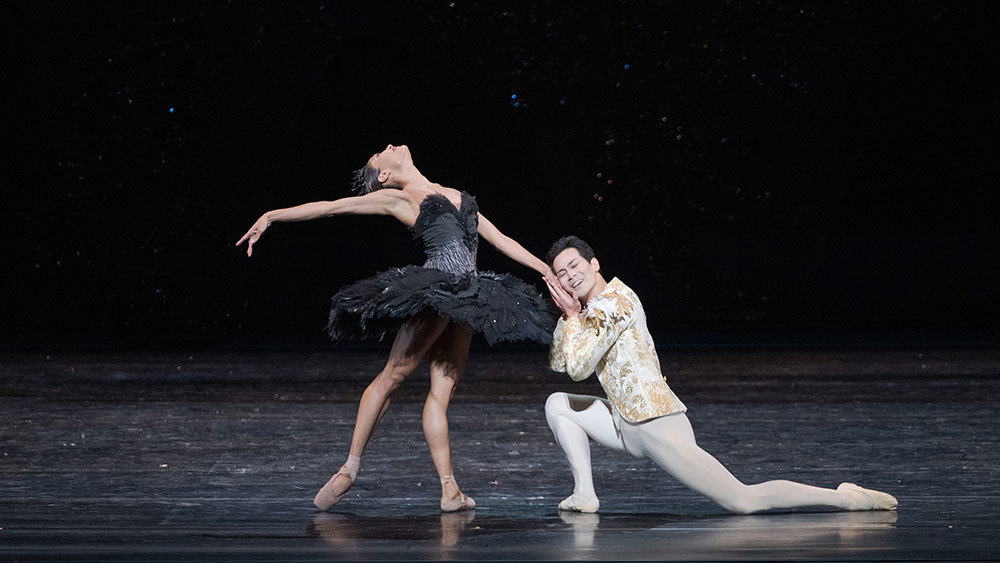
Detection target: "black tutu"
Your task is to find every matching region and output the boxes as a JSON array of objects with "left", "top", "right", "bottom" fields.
[
  {"left": 326, "top": 266, "right": 554, "bottom": 345},
  {"left": 326, "top": 190, "right": 555, "bottom": 345}
]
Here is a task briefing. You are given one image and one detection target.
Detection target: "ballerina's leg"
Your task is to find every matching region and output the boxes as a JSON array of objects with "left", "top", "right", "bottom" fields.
[
  {"left": 314, "top": 313, "right": 450, "bottom": 509},
  {"left": 350, "top": 314, "right": 450, "bottom": 455},
  {"left": 424, "top": 322, "right": 475, "bottom": 511}
]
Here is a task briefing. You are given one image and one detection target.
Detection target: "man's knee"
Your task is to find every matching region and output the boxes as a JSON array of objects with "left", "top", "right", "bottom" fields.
[
  {"left": 718, "top": 493, "right": 762, "bottom": 515},
  {"left": 545, "top": 392, "right": 569, "bottom": 418}
]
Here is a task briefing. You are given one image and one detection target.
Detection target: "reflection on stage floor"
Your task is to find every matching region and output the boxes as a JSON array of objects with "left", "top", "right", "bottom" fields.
[{"left": 2, "top": 347, "right": 998, "bottom": 560}]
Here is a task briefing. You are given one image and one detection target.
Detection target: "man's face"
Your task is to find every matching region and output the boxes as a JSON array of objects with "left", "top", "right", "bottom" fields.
[{"left": 552, "top": 247, "right": 600, "bottom": 300}]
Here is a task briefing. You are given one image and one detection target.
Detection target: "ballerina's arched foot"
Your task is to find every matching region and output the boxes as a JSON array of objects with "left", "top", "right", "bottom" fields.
[
  {"left": 440, "top": 474, "right": 476, "bottom": 512},
  {"left": 558, "top": 493, "right": 600, "bottom": 513},
  {"left": 314, "top": 465, "right": 357, "bottom": 510},
  {"left": 837, "top": 482, "right": 898, "bottom": 511}
]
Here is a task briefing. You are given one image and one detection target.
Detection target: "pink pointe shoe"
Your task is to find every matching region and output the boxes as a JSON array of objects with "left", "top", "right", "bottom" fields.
[
  {"left": 313, "top": 464, "right": 357, "bottom": 510},
  {"left": 440, "top": 474, "right": 475, "bottom": 512}
]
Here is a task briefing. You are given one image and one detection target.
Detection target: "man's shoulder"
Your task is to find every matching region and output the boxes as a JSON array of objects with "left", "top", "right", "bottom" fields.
[
  {"left": 606, "top": 277, "right": 642, "bottom": 304},
  {"left": 586, "top": 278, "right": 639, "bottom": 321}
]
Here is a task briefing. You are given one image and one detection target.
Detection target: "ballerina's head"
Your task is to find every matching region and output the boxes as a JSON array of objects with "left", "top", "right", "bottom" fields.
[{"left": 353, "top": 144, "right": 412, "bottom": 194}]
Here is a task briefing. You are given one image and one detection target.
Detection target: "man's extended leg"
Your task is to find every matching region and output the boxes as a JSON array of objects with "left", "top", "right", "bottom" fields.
[
  {"left": 544, "top": 392, "right": 630, "bottom": 512},
  {"left": 628, "top": 413, "right": 897, "bottom": 514}
]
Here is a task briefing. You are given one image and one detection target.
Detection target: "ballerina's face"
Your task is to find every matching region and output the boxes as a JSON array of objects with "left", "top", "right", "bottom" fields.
[
  {"left": 368, "top": 144, "right": 411, "bottom": 173},
  {"left": 552, "top": 247, "right": 601, "bottom": 301}
]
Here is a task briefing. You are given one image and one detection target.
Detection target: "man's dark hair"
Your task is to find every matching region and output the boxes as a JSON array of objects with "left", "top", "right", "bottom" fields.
[{"left": 546, "top": 235, "right": 596, "bottom": 268}]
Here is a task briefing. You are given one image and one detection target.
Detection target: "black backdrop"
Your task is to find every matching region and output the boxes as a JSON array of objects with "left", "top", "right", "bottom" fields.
[{"left": 7, "top": 1, "right": 999, "bottom": 348}]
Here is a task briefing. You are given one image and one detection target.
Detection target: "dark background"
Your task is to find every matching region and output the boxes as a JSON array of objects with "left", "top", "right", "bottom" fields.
[{"left": 6, "top": 1, "right": 999, "bottom": 350}]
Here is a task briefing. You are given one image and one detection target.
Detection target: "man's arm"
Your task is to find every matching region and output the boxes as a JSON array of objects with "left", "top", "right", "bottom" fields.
[
  {"left": 556, "top": 301, "right": 633, "bottom": 381},
  {"left": 546, "top": 278, "right": 635, "bottom": 381},
  {"left": 549, "top": 317, "right": 569, "bottom": 373}
]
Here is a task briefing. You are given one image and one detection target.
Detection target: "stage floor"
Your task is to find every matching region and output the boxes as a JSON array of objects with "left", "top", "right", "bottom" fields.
[{"left": 2, "top": 347, "right": 999, "bottom": 561}]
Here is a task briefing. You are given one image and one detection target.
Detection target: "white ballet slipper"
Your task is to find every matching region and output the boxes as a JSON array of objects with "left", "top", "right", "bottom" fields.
[
  {"left": 838, "top": 482, "right": 898, "bottom": 511},
  {"left": 558, "top": 493, "right": 600, "bottom": 513}
]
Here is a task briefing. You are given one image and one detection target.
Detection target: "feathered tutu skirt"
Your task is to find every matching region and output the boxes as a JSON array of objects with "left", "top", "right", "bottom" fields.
[{"left": 327, "top": 266, "right": 555, "bottom": 345}]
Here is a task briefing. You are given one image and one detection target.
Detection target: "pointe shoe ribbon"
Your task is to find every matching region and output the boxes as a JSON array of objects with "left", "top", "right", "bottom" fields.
[
  {"left": 558, "top": 493, "right": 600, "bottom": 514},
  {"left": 313, "top": 464, "right": 358, "bottom": 511},
  {"left": 838, "top": 482, "right": 898, "bottom": 511},
  {"left": 440, "top": 474, "right": 476, "bottom": 512}
]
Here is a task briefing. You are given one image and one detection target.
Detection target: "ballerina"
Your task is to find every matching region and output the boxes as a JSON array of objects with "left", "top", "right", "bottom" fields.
[
  {"left": 542, "top": 235, "right": 897, "bottom": 514},
  {"left": 237, "top": 144, "right": 554, "bottom": 511}
]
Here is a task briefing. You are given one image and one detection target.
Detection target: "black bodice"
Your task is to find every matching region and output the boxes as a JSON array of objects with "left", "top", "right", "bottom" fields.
[
  {"left": 327, "top": 189, "right": 554, "bottom": 345},
  {"left": 412, "top": 192, "right": 479, "bottom": 276}
]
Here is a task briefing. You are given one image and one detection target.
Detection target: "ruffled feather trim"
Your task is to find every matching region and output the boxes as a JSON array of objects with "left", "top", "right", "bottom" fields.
[{"left": 327, "top": 266, "right": 555, "bottom": 345}]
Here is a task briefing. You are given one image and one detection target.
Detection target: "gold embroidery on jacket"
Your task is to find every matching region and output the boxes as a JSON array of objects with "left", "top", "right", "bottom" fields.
[{"left": 549, "top": 277, "right": 686, "bottom": 422}]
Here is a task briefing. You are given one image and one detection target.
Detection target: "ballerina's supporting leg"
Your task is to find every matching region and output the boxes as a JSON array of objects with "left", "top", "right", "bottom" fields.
[
  {"left": 424, "top": 322, "right": 476, "bottom": 512},
  {"left": 314, "top": 314, "right": 450, "bottom": 510}
]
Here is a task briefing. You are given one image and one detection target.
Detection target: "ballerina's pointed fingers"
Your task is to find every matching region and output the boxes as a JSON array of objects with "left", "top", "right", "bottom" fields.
[{"left": 236, "top": 223, "right": 260, "bottom": 246}]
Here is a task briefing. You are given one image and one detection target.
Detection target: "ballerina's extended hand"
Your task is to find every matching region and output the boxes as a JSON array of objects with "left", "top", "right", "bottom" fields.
[{"left": 235, "top": 213, "right": 272, "bottom": 257}]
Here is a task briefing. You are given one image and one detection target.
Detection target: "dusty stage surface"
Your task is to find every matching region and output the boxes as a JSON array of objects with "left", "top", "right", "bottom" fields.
[{"left": 2, "top": 346, "right": 999, "bottom": 561}]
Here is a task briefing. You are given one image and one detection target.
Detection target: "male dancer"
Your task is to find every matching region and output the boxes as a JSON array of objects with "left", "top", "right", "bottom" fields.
[{"left": 542, "top": 235, "right": 897, "bottom": 514}]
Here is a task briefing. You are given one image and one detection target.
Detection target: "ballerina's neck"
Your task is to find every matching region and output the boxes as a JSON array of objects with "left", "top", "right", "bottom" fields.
[{"left": 391, "top": 165, "right": 431, "bottom": 188}]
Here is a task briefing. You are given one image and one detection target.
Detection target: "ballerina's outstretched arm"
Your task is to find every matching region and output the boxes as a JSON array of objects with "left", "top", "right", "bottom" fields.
[
  {"left": 476, "top": 212, "right": 553, "bottom": 278},
  {"left": 235, "top": 190, "right": 416, "bottom": 257}
]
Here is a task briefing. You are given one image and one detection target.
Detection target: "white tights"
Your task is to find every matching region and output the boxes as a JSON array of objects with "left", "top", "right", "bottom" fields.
[{"left": 544, "top": 392, "right": 854, "bottom": 514}]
